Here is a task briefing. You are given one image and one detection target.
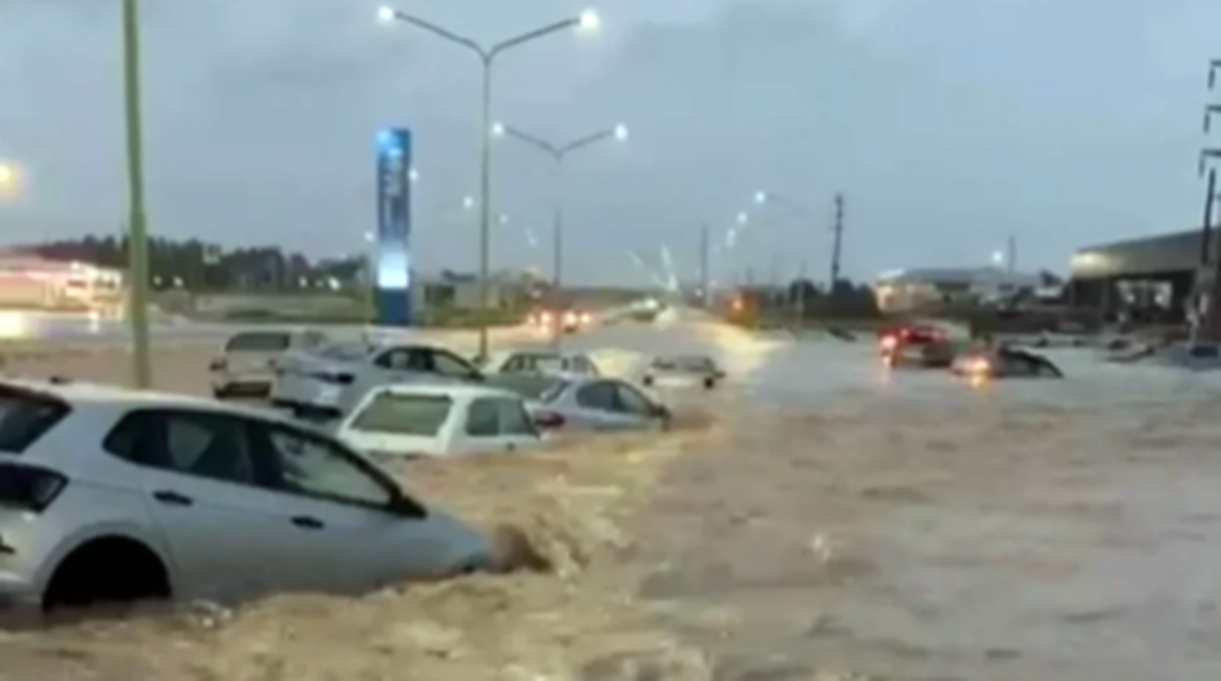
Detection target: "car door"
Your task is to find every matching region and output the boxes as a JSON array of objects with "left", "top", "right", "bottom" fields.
[
  {"left": 426, "top": 348, "right": 484, "bottom": 383},
  {"left": 610, "top": 381, "right": 667, "bottom": 429},
  {"left": 248, "top": 422, "right": 458, "bottom": 591},
  {"left": 458, "top": 397, "right": 541, "bottom": 454},
  {"left": 104, "top": 409, "right": 323, "bottom": 601},
  {"left": 571, "top": 380, "right": 642, "bottom": 431}
]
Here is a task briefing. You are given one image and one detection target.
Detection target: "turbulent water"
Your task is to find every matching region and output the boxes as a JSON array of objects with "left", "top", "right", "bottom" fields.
[{"left": 7, "top": 323, "right": 1221, "bottom": 680}]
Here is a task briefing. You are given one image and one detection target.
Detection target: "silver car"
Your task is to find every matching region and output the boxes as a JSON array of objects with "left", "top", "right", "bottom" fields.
[
  {"left": 641, "top": 354, "right": 725, "bottom": 389},
  {"left": 0, "top": 377, "right": 492, "bottom": 613},
  {"left": 480, "top": 350, "right": 600, "bottom": 377},
  {"left": 270, "top": 341, "right": 484, "bottom": 418},
  {"left": 210, "top": 329, "right": 328, "bottom": 399},
  {"left": 522, "top": 375, "right": 671, "bottom": 432}
]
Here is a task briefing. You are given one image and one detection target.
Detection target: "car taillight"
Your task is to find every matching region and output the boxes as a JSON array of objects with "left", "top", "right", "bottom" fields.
[
  {"left": 533, "top": 411, "right": 565, "bottom": 429},
  {"left": 0, "top": 464, "right": 67, "bottom": 513},
  {"left": 209, "top": 358, "right": 227, "bottom": 372},
  {"left": 881, "top": 335, "right": 897, "bottom": 351}
]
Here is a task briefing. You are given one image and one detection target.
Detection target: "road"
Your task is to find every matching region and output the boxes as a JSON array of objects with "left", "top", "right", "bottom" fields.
[{"left": 7, "top": 316, "right": 1221, "bottom": 680}]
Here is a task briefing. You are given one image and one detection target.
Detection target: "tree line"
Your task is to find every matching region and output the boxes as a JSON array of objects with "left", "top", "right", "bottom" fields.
[{"left": 30, "top": 236, "right": 364, "bottom": 291}]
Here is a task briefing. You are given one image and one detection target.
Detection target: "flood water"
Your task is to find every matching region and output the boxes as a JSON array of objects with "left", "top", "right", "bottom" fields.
[{"left": 6, "top": 321, "right": 1221, "bottom": 680}]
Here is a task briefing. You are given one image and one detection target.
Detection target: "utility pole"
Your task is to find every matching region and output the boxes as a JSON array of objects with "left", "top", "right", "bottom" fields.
[
  {"left": 699, "top": 222, "right": 710, "bottom": 308},
  {"left": 830, "top": 193, "right": 844, "bottom": 290},
  {"left": 794, "top": 260, "right": 807, "bottom": 328},
  {"left": 1006, "top": 235, "right": 1017, "bottom": 272}
]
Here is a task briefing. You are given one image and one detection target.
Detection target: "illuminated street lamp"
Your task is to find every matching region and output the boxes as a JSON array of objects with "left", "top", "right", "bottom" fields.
[
  {"left": 492, "top": 120, "right": 628, "bottom": 345},
  {"left": 377, "top": 5, "right": 600, "bottom": 358}
]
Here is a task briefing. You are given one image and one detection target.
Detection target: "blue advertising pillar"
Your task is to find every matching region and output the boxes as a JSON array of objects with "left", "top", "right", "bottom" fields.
[{"left": 375, "top": 128, "right": 413, "bottom": 326}]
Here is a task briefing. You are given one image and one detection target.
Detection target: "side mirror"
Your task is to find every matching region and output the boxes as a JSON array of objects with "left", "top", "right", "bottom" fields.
[{"left": 387, "top": 491, "right": 428, "bottom": 519}]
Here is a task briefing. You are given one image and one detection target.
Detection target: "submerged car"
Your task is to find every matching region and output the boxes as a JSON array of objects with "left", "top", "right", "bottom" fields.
[
  {"left": 209, "top": 328, "right": 328, "bottom": 399},
  {"left": 270, "top": 341, "right": 484, "bottom": 418},
  {"left": 641, "top": 354, "right": 725, "bottom": 388},
  {"left": 950, "top": 345, "right": 1064, "bottom": 379},
  {"left": 879, "top": 324, "right": 955, "bottom": 368},
  {"left": 522, "top": 376, "right": 671, "bottom": 432},
  {"left": 480, "top": 350, "right": 600, "bottom": 377},
  {"left": 336, "top": 383, "right": 544, "bottom": 461},
  {"left": 0, "top": 378, "right": 493, "bottom": 613}
]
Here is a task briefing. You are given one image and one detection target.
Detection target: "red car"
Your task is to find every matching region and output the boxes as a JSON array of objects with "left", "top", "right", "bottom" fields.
[{"left": 879, "top": 324, "right": 954, "bottom": 368}]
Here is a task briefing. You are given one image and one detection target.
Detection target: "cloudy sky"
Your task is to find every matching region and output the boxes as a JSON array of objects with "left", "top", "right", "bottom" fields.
[{"left": 0, "top": 0, "right": 1218, "bottom": 285}]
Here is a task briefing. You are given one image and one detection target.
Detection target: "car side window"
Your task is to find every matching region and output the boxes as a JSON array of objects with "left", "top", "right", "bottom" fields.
[
  {"left": 255, "top": 424, "right": 394, "bottom": 507},
  {"left": 374, "top": 347, "right": 412, "bottom": 370},
  {"left": 502, "top": 355, "right": 525, "bottom": 373},
  {"left": 498, "top": 399, "right": 537, "bottom": 436},
  {"left": 465, "top": 399, "right": 501, "bottom": 436},
  {"left": 575, "top": 381, "right": 618, "bottom": 411},
  {"left": 431, "top": 350, "right": 477, "bottom": 378},
  {"left": 105, "top": 410, "right": 258, "bottom": 486},
  {"left": 613, "top": 382, "right": 656, "bottom": 417}
]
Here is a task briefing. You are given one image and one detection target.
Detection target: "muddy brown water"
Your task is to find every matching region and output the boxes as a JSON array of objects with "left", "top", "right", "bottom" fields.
[{"left": 6, "top": 331, "right": 1221, "bottom": 679}]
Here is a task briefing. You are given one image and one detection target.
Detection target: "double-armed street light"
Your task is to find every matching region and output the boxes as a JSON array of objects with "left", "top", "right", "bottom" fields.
[
  {"left": 376, "top": 5, "right": 600, "bottom": 358},
  {"left": 491, "top": 121, "right": 627, "bottom": 344}
]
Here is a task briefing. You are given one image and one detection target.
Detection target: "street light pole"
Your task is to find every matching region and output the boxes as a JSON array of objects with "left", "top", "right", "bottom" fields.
[
  {"left": 122, "top": 0, "right": 151, "bottom": 388},
  {"left": 377, "top": 6, "right": 599, "bottom": 360},
  {"left": 494, "top": 123, "right": 626, "bottom": 346}
]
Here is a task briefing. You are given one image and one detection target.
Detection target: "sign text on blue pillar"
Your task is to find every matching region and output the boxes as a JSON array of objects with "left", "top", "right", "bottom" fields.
[{"left": 375, "top": 128, "right": 413, "bottom": 326}]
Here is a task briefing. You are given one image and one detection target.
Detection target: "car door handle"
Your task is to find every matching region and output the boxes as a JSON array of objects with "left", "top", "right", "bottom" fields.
[
  {"left": 152, "top": 490, "right": 193, "bottom": 506},
  {"left": 291, "top": 516, "right": 325, "bottom": 530}
]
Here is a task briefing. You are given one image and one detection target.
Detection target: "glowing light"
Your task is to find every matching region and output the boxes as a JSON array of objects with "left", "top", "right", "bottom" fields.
[
  {"left": 491, "top": 121, "right": 505, "bottom": 137},
  {"left": 0, "top": 311, "right": 30, "bottom": 339},
  {"left": 613, "top": 124, "right": 628, "bottom": 141},
  {"left": 736, "top": 211, "right": 748, "bottom": 224},
  {"left": 376, "top": 6, "right": 396, "bottom": 23},
  {"left": 754, "top": 191, "right": 767, "bottom": 204},
  {"left": 578, "top": 9, "right": 600, "bottom": 31}
]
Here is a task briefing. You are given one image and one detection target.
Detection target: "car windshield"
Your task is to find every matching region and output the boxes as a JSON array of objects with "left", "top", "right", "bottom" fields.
[
  {"left": 348, "top": 393, "right": 452, "bottom": 436},
  {"left": 224, "top": 331, "right": 291, "bottom": 353},
  {"left": 484, "top": 373, "right": 565, "bottom": 401}
]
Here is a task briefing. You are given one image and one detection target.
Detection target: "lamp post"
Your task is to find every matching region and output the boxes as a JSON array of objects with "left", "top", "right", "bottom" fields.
[
  {"left": 376, "top": 6, "right": 600, "bottom": 359},
  {"left": 492, "top": 122, "right": 627, "bottom": 345},
  {"left": 122, "top": 0, "right": 151, "bottom": 388},
  {"left": 752, "top": 190, "right": 820, "bottom": 324}
]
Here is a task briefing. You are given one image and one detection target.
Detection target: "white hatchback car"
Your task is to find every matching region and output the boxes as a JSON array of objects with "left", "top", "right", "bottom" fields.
[
  {"left": 210, "top": 328, "right": 328, "bottom": 399},
  {"left": 0, "top": 379, "right": 492, "bottom": 613},
  {"left": 480, "top": 350, "right": 600, "bottom": 377},
  {"left": 336, "top": 384, "right": 544, "bottom": 461}
]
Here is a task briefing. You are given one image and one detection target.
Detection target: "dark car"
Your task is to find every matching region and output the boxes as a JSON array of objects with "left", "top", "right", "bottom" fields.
[
  {"left": 879, "top": 325, "right": 955, "bottom": 368},
  {"left": 951, "top": 345, "right": 1063, "bottom": 379}
]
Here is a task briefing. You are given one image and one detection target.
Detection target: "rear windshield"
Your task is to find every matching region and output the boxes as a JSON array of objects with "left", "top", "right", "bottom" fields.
[
  {"left": 0, "top": 388, "right": 70, "bottom": 454},
  {"left": 349, "top": 393, "right": 452, "bottom": 436},
  {"left": 654, "top": 356, "right": 711, "bottom": 371},
  {"left": 315, "top": 342, "right": 372, "bottom": 361},
  {"left": 225, "top": 332, "right": 291, "bottom": 353}
]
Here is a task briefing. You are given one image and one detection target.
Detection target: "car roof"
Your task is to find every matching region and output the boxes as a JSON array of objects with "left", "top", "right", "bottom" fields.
[
  {"left": 0, "top": 377, "right": 299, "bottom": 421},
  {"left": 369, "top": 382, "right": 521, "bottom": 400}
]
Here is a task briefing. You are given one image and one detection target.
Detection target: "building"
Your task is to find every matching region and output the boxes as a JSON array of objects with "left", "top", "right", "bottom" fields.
[
  {"left": 873, "top": 267, "right": 1043, "bottom": 312},
  {"left": 0, "top": 251, "right": 124, "bottom": 312},
  {"left": 412, "top": 269, "right": 544, "bottom": 313},
  {"left": 1068, "top": 228, "right": 1204, "bottom": 316}
]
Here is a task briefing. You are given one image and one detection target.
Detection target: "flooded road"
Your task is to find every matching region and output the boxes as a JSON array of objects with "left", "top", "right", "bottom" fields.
[
  {"left": 641, "top": 334, "right": 1221, "bottom": 680},
  {"left": 6, "top": 319, "right": 1221, "bottom": 679}
]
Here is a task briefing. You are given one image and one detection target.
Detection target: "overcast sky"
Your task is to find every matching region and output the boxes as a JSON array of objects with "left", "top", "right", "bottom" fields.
[{"left": 0, "top": 0, "right": 1218, "bottom": 285}]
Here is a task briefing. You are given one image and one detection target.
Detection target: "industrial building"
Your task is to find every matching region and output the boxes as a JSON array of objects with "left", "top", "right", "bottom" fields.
[
  {"left": 873, "top": 267, "right": 1044, "bottom": 313},
  {"left": 0, "top": 251, "right": 123, "bottom": 312},
  {"left": 1068, "top": 229, "right": 1205, "bottom": 319}
]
